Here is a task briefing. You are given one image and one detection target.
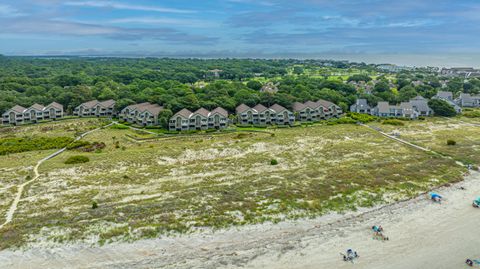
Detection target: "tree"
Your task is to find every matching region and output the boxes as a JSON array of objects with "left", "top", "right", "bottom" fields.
[
  {"left": 373, "top": 81, "right": 390, "bottom": 93},
  {"left": 347, "top": 74, "right": 371, "bottom": 82},
  {"left": 293, "top": 66, "right": 304, "bottom": 75},
  {"left": 428, "top": 99, "right": 457, "bottom": 117},
  {"left": 398, "top": 86, "right": 418, "bottom": 102},
  {"left": 246, "top": 80, "right": 262, "bottom": 91},
  {"left": 158, "top": 109, "right": 173, "bottom": 128}
]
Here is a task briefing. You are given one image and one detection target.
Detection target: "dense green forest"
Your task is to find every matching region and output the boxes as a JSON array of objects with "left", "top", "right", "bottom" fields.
[{"left": 1, "top": 56, "right": 479, "bottom": 115}]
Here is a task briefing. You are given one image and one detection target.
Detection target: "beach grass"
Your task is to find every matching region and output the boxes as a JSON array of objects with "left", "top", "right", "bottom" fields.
[{"left": 0, "top": 119, "right": 470, "bottom": 249}]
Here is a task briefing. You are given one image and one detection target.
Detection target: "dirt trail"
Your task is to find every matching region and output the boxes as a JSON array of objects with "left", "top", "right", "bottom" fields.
[
  {"left": 0, "top": 123, "right": 113, "bottom": 230},
  {"left": 1, "top": 172, "right": 479, "bottom": 269}
]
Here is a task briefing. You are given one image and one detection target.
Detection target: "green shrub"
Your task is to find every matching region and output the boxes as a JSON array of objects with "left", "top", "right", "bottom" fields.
[
  {"left": 64, "top": 155, "right": 90, "bottom": 164},
  {"left": 428, "top": 99, "right": 457, "bottom": 117},
  {"left": 111, "top": 124, "right": 129, "bottom": 129},
  {"left": 270, "top": 159, "right": 278, "bottom": 165},
  {"left": 68, "top": 141, "right": 106, "bottom": 152},
  {"left": 463, "top": 111, "right": 480, "bottom": 118},
  {"left": 347, "top": 112, "right": 378, "bottom": 123},
  {"left": 0, "top": 136, "right": 74, "bottom": 155},
  {"left": 66, "top": 140, "right": 90, "bottom": 150},
  {"left": 382, "top": 119, "right": 405, "bottom": 126},
  {"left": 91, "top": 201, "right": 98, "bottom": 209},
  {"left": 418, "top": 116, "right": 426, "bottom": 120},
  {"left": 327, "top": 117, "right": 356, "bottom": 125},
  {"left": 447, "top": 139, "right": 456, "bottom": 146}
]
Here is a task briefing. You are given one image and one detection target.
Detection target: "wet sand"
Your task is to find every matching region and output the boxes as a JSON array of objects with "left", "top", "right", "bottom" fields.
[{"left": 1, "top": 172, "right": 479, "bottom": 269}]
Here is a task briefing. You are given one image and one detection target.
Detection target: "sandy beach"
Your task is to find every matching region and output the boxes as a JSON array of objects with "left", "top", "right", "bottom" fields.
[{"left": 1, "top": 171, "right": 479, "bottom": 269}]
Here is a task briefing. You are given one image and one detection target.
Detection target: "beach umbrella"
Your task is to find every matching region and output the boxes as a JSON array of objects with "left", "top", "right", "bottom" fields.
[{"left": 475, "top": 197, "right": 480, "bottom": 205}]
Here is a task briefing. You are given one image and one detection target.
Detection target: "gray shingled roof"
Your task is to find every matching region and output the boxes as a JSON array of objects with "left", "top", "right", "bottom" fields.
[
  {"left": 81, "top": 100, "right": 99, "bottom": 109},
  {"left": 210, "top": 107, "right": 228, "bottom": 117},
  {"left": 269, "top": 104, "right": 288, "bottom": 113},
  {"left": 376, "top": 102, "right": 391, "bottom": 114},
  {"left": 317, "top": 99, "right": 335, "bottom": 108},
  {"left": 236, "top": 104, "right": 253, "bottom": 114},
  {"left": 173, "top": 108, "right": 193, "bottom": 118},
  {"left": 252, "top": 104, "right": 268, "bottom": 113},
  {"left": 409, "top": 97, "right": 432, "bottom": 113},
  {"left": 46, "top": 102, "right": 63, "bottom": 110},
  {"left": 400, "top": 102, "right": 414, "bottom": 112},
  {"left": 292, "top": 102, "right": 306, "bottom": 111},
  {"left": 10, "top": 105, "right": 27, "bottom": 114},
  {"left": 304, "top": 101, "right": 320, "bottom": 109},
  {"left": 98, "top": 99, "right": 116, "bottom": 108},
  {"left": 192, "top": 108, "right": 210, "bottom": 117},
  {"left": 436, "top": 91, "right": 453, "bottom": 100},
  {"left": 29, "top": 103, "right": 45, "bottom": 111},
  {"left": 141, "top": 104, "right": 163, "bottom": 116},
  {"left": 355, "top": 99, "right": 370, "bottom": 108}
]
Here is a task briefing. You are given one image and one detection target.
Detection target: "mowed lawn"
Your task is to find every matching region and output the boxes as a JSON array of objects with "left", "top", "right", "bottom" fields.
[
  {"left": 0, "top": 122, "right": 466, "bottom": 249},
  {"left": 370, "top": 116, "right": 480, "bottom": 165}
]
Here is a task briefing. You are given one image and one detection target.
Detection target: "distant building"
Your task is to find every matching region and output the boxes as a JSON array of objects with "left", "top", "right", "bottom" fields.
[
  {"left": 260, "top": 82, "right": 279, "bottom": 94},
  {"left": 371, "top": 101, "right": 418, "bottom": 119},
  {"left": 269, "top": 104, "right": 295, "bottom": 125},
  {"left": 409, "top": 96, "right": 433, "bottom": 116},
  {"left": 119, "top": 102, "right": 164, "bottom": 126},
  {"left": 456, "top": 93, "right": 480, "bottom": 107},
  {"left": 2, "top": 105, "right": 27, "bottom": 125},
  {"left": 74, "top": 100, "right": 116, "bottom": 117},
  {"left": 433, "top": 91, "right": 462, "bottom": 113},
  {"left": 236, "top": 103, "right": 295, "bottom": 126},
  {"left": 292, "top": 100, "right": 342, "bottom": 122},
  {"left": 2, "top": 102, "right": 64, "bottom": 125},
  {"left": 440, "top": 67, "right": 480, "bottom": 78},
  {"left": 169, "top": 107, "right": 229, "bottom": 131},
  {"left": 377, "top": 64, "right": 414, "bottom": 72},
  {"left": 236, "top": 104, "right": 258, "bottom": 125},
  {"left": 350, "top": 99, "right": 371, "bottom": 114}
]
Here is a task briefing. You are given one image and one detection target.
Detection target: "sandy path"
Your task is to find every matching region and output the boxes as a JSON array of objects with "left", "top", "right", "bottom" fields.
[
  {"left": 1, "top": 171, "right": 479, "bottom": 269},
  {"left": 0, "top": 123, "right": 113, "bottom": 229}
]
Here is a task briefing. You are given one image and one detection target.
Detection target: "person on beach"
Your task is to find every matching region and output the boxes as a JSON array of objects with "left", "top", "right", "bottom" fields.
[
  {"left": 466, "top": 259, "right": 480, "bottom": 267},
  {"left": 342, "top": 249, "right": 359, "bottom": 262},
  {"left": 371, "top": 226, "right": 388, "bottom": 241},
  {"left": 430, "top": 193, "right": 442, "bottom": 203},
  {"left": 473, "top": 197, "right": 480, "bottom": 208},
  {"left": 372, "top": 225, "right": 383, "bottom": 233}
]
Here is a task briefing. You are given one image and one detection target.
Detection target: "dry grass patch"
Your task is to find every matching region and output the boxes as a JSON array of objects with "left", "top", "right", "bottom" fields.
[{"left": 0, "top": 123, "right": 466, "bottom": 249}]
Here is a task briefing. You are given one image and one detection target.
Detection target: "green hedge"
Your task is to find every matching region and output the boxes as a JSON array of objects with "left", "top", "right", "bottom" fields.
[
  {"left": 463, "top": 111, "right": 480, "bottom": 118},
  {"left": 326, "top": 117, "right": 357, "bottom": 125},
  {"left": 0, "top": 136, "right": 74, "bottom": 155},
  {"left": 65, "top": 155, "right": 90, "bottom": 164},
  {"left": 347, "top": 112, "right": 378, "bottom": 123},
  {"left": 382, "top": 119, "right": 405, "bottom": 126}
]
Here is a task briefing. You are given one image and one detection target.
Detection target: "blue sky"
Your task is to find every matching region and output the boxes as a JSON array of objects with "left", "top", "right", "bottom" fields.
[{"left": 0, "top": 0, "right": 479, "bottom": 66}]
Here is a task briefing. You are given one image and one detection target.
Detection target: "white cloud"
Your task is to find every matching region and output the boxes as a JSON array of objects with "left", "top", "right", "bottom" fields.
[
  {"left": 108, "top": 17, "right": 215, "bottom": 28},
  {"left": 0, "top": 4, "right": 26, "bottom": 17},
  {"left": 64, "top": 1, "right": 196, "bottom": 14}
]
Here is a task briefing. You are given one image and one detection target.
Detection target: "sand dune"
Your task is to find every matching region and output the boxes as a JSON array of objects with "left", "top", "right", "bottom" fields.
[{"left": 1, "top": 172, "right": 479, "bottom": 269}]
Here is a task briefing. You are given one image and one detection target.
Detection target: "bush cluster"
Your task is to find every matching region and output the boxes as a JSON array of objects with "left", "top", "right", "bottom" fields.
[
  {"left": 347, "top": 112, "right": 378, "bottom": 123},
  {"left": 326, "top": 117, "right": 357, "bottom": 125},
  {"left": 447, "top": 139, "right": 456, "bottom": 146},
  {"left": 64, "top": 155, "right": 90, "bottom": 164},
  {"left": 0, "top": 136, "right": 74, "bottom": 155},
  {"left": 463, "top": 111, "right": 480, "bottom": 118},
  {"left": 382, "top": 119, "right": 405, "bottom": 126}
]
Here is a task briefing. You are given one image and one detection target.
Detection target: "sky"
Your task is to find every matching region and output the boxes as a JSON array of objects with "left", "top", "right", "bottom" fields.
[{"left": 0, "top": 0, "right": 479, "bottom": 67}]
